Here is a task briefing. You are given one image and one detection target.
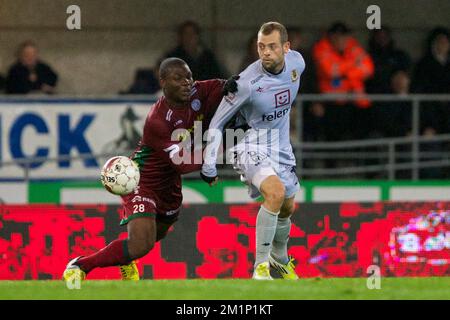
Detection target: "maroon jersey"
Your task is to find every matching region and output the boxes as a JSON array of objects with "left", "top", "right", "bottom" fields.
[{"left": 120, "top": 79, "right": 225, "bottom": 224}]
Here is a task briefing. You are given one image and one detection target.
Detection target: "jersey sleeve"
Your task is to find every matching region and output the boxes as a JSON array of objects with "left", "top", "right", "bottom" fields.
[
  {"left": 297, "top": 51, "right": 306, "bottom": 75},
  {"left": 202, "top": 79, "right": 251, "bottom": 177},
  {"left": 143, "top": 119, "right": 202, "bottom": 175},
  {"left": 293, "top": 50, "right": 307, "bottom": 91},
  {"left": 196, "top": 79, "right": 226, "bottom": 117}
]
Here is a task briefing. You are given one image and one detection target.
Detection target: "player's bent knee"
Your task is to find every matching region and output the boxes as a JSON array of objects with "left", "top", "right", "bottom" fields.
[
  {"left": 128, "top": 238, "right": 154, "bottom": 259},
  {"left": 264, "top": 185, "right": 286, "bottom": 206},
  {"left": 267, "top": 194, "right": 285, "bottom": 211},
  {"left": 260, "top": 176, "right": 285, "bottom": 211}
]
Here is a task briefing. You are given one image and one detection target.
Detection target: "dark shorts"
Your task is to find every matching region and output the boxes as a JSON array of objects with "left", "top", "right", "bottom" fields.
[{"left": 120, "top": 189, "right": 181, "bottom": 226}]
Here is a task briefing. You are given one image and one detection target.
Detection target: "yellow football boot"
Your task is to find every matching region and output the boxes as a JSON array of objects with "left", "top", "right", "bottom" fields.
[
  {"left": 120, "top": 260, "right": 140, "bottom": 281},
  {"left": 269, "top": 255, "right": 299, "bottom": 280},
  {"left": 62, "top": 256, "right": 86, "bottom": 285},
  {"left": 252, "top": 261, "right": 273, "bottom": 280}
]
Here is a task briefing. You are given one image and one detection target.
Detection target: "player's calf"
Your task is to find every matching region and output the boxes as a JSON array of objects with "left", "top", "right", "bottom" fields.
[
  {"left": 127, "top": 236, "right": 154, "bottom": 259},
  {"left": 271, "top": 197, "right": 296, "bottom": 265},
  {"left": 64, "top": 217, "right": 155, "bottom": 278},
  {"left": 253, "top": 175, "right": 285, "bottom": 274}
]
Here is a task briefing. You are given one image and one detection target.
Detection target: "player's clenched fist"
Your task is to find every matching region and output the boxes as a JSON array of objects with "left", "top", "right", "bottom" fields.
[{"left": 200, "top": 171, "right": 218, "bottom": 186}]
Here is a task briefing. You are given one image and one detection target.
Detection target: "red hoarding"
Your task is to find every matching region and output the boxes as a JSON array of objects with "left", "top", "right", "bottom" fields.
[{"left": 0, "top": 202, "right": 448, "bottom": 279}]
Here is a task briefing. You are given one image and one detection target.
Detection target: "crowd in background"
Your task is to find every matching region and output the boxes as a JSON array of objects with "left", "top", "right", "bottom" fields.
[{"left": 0, "top": 21, "right": 449, "bottom": 145}]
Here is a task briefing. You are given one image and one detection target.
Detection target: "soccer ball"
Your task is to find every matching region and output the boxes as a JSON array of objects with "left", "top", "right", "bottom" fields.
[{"left": 100, "top": 156, "right": 140, "bottom": 196}]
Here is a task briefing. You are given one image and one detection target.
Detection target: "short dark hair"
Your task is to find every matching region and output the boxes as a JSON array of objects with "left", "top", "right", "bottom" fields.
[
  {"left": 258, "top": 22, "right": 288, "bottom": 43},
  {"left": 159, "top": 57, "right": 188, "bottom": 79},
  {"left": 327, "top": 22, "right": 351, "bottom": 35},
  {"left": 177, "top": 20, "right": 201, "bottom": 37}
]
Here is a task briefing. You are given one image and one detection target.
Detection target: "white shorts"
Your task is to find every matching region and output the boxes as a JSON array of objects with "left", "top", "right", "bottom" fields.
[{"left": 229, "top": 149, "right": 300, "bottom": 199}]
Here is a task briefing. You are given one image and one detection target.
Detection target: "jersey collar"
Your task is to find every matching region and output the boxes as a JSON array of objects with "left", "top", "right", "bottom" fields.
[{"left": 260, "top": 60, "right": 286, "bottom": 77}]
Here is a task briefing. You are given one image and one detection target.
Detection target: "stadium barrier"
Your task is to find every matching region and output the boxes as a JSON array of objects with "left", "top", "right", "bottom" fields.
[
  {"left": 1, "top": 202, "right": 448, "bottom": 279},
  {"left": 3, "top": 179, "right": 450, "bottom": 205},
  {"left": 1, "top": 94, "right": 450, "bottom": 181}
]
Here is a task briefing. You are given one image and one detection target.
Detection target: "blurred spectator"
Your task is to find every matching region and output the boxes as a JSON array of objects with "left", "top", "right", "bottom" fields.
[
  {"left": 6, "top": 40, "right": 58, "bottom": 94},
  {"left": 0, "top": 74, "right": 5, "bottom": 92},
  {"left": 411, "top": 27, "right": 450, "bottom": 179},
  {"left": 312, "top": 22, "right": 374, "bottom": 140},
  {"left": 363, "top": 70, "right": 413, "bottom": 179},
  {"left": 287, "top": 26, "right": 317, "bottom": 94},
  {"left": 121, "top": 67, "right": 160, "bottom": 94},
  {"left": 313, "top": 22, "right": 374, "bottom": 107},
  {"left": 412, "top": 27, "right": 450, "bottom": 133},
  {"left": 366, "top": 27, "right": 411, "bottom": 93},
  {"left": 164, "top": 20, "right": 226, "bottom": 80},
  {"left": 413, "top": 27, "right": 450, "bottom": 94},
  {"left": 239, "top": 35, "right": 258, "bottom": 71},
  {"left": 286, "top": 26, "right": 323, "bottom": 143},
  {"left": 372, "top": 70, "right": 412, "bottom": 138}
]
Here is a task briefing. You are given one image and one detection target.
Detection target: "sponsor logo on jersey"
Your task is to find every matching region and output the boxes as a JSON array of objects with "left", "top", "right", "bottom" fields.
[
  {"left": 131, "top": 195, "right": 156, "bottom": 207},
  {"left": 275, "top": 89, "right": 291, "bottom": 108},
  {"left": 191, "top": 99, "right": 201, "bottom": 111},
  {"left": 131, "top": 195, "right": 142, "bottom": 203},
  {"left": 291, "top": 69, "right": 299, "bottom": 82},
  {"left": 262, "top": 107, "right": 290, "bottom": 122},
  {"left": 250, "top": 74, "right": 264, "bottom": 85},
  {"left": 142, "top": 197, "right": 156, "bottom": 206}
]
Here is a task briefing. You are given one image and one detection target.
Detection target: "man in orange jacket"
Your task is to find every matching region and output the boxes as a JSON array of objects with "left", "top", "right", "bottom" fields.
[{"left": 313, "top": 22, "right": 374, "bottom": 108}]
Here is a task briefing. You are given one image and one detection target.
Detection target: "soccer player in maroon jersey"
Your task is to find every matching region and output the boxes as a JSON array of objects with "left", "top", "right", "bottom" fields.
[{"left": 63, "top": 58, "right": 237, "bottom": 281}]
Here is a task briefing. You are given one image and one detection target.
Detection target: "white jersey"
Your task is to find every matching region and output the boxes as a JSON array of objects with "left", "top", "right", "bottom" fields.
[{"left": 202, "top": 50, "right": 305, "bottom": 177}]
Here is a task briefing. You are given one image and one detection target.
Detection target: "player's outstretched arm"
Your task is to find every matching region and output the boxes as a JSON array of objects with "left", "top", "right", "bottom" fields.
[{"left": 201, "top": 79, "right": 250, "bottom": 183}]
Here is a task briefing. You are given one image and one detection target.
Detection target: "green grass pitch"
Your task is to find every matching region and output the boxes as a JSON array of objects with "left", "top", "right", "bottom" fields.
[{"left": 0, "top": 277, "right": 449, "bottom": 300}]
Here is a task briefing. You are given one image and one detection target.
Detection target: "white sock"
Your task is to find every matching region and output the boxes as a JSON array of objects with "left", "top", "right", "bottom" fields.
[
  {"left": 271, "top": 217, "right": 291, "bottom": 264},
  {"left": 255, "top": 205, "right": 278, "bottom": 267}
]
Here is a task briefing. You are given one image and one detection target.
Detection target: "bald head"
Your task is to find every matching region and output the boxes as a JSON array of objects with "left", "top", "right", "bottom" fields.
[{"left": 159, "top": 57, "right": 188, "bottom": 79}]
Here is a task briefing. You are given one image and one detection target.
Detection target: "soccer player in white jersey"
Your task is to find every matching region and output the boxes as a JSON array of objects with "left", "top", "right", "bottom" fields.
[{"left": 201, "top": 22, "right": 305, "bottom": 280}]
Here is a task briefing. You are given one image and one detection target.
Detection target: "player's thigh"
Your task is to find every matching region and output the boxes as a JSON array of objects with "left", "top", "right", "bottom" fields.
[
  {"left": 276, "top": 166, "right": 300, "bottom": 217},
  {"left": 127, "top": 216, "right": 157, "bottom": 246},
  {"left": 279, "top": 196, "right": 296, "bottom": 218},
  {"left": 277, "top": 165, "right": 300, "bottom": 196}
]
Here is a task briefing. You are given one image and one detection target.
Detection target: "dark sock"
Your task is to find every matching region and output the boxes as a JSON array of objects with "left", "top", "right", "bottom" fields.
[{"left": 76, "top": 239, "right": 131, "bottom": 274}]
